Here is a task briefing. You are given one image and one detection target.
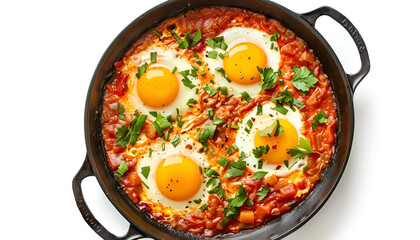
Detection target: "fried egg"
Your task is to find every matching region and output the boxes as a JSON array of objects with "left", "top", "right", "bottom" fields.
[
  {"left": 123, "top": 47, "right": 200, "bottom": 118},
  {"left": 205, "top": 27, "right": 281, "bottom": 96},
  {"left": 135, "top": 134, "right": 210, "bottom": 214},
  {"left": 235, "top": 102, "right": 308, "bottom": 177}
]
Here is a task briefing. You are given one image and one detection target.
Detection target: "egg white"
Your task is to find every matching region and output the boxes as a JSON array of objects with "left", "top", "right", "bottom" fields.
[
  {"left": 235, "top": 102, "right": 308, "bottom": 177},
  {"left": 135, "top": 133, "right": 210, "bottom": 211},
  {"left": 124, "top": 46, "right": 200, "bottom": 118},
  {"left": 204, "top": 27, "right": 281, "bottom": 96}
]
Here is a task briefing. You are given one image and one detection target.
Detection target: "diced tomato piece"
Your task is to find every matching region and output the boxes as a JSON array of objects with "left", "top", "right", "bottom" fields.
[
  {"left": 280, "top": 184, "right": 297, "bottom": 199},
  {"left": 254, "top": 203, "right": 273, "bottom": 223}
]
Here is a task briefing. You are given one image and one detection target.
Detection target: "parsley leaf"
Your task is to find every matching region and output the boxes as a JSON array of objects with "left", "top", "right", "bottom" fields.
[
  {"left": 208, "top": 180, "right": 225, "bottom": 199},
  {"left": 252, "top": 145, "right": 270, "bottom": 158},
  {"left": 152, "top": 29, "right": 163, "bottom": 37},
  {"left": 229, "top": 184, "right": 247, "bottom": 208},
  {"left": 213, "top": 116, "right": 225, "bottom": 125},
  {"left": 218, "top": 157, "right": 230, "bottom": 167},
  {"left": 203, "top": 85, "right": 219, "bottom": 96},
  {"left": 270, "top": 31, "right": 280, "bottom": 41},
  {"left": 199, "top": 203, "right": 209, "bottom": 211},
  {"left": 190, "top": 29, "right": 202, "bottom": 46},
  {"left": 256, "top": 103, "right": 263, "bottom": 115},
  {"left": 258, "top": 67, "right": 279, "bottom": 93},
  {"left": 241, "top": 91, "right": 253, "bottom": 103},
  {"left": 115, "top": 112, "right": 147, "bottom": 147},
  {"left": 118, "top": 104, "right": 125, "bottom": 121},
  {"left": 215, "top": 67, "right": 231, "bottom": 82},
  {"left": 194, "top": 199, "right": 202, "bottom": 204},
  {"left": 257, "top": 186, "right": 270, "bottom": 200},
  {"left": 205, "top": 168, "right": 220, "bottom": 177},
  {"left": 150, "top": 52, "right": 157, "bottom": 63},
  {"left": 230, "top": 160, "right": 246, "bottom": 170},
  {"left": 253, "top": 171, "right": 268, "bottom": 180},
  {"left": 181, "top": 77, "right": 196, "bottom": 89},
  {"left": 205, "top": 36, "right": 227, "bottom": 50},
  {"left": 311, "top": 110, "right": 328, "bottom": 130},
  {"left": 170, "top": 31, "right": 181, "bottom": 44},
  {"left": 171, "top": 133, "right": 181, "bottom": 147},
  {"left": 152, "top": 113, "right": 172, "bottom": 137},
  {"left": 257, "top": 119, "right": 283, "bottom": 137},
  {"left": 287, "top": 137, "right": 318, "bottom": 159},
  {"left": 115, "top": 161, "right": 128, "bottom": 178},
  {"left": 186, "top": 98, "right": 197, "bottom": 108},
  {"left": 197, "top": 125, "right": 216, "bottom": 144},
  {"left": 136, "top": 62, "right": 148, "bottom": 78},
  {"left": 291, "top": 65, "right": 319, "bottom": 94},
  {"left": 207, "top": 51, "right": 218, "bottom": 59},
  {"left": 219, "top": 217, "right": 229, "bottom": 227},
  {"left": 141, "top": 166, "right": 150, "bottom": 179},
  {"left": 271, "top": 88, "right": 305, "bottom": 114},
  {"left": 224, "top": 167, "right": 244, "bottom": 179}
]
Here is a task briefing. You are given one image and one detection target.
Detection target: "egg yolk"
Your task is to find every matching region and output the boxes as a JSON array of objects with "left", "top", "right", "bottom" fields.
[
  {"left": 137, "top": 67, "right": 179, "bottom": 108},
  {"left": 254, "top": 118, "right": 298, "bottom": 164},
  {"left": 223, "top": 42, "right": 267, "bottom": 85},
  {"left": 155, "top": 155, "right": 202, "bottom": 201}
]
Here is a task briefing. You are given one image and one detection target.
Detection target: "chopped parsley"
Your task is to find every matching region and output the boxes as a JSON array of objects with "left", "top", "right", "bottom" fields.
[
  {"left": 258, "top": 66, "right": 279, "bottom": 93},
  {"left": 186, "top": 98, "right": 197, "bottom": 108},
  {"left": 207, "top": 50, "right": 218, "bottom": 59},
  {"left": 256, "top": 103, "right": 263, "bottom": 115},
  {"left": 152, "top": 29, "right": 163, "bottom": 37},
  {"left": 199, "top": 203, "right": 209, "bottom": 211},
  {"left": 270, "top": 31, "right": 280, "bottom": 41},
  {"left": 203, "top": 85, "right": 219, "bottom": 96},
  {"left": 271, "top": 88, "right": 305, "bottom": 114},
  {"left": 115, "top": 111, "right": 147, "bottom": 147},
  {"left": 194, "top": 199, "right": 202, "bottom": 204},
  {"left": 115, "top": 161, "right": 128, "bottom": 179},
  {"left": 217, "top": 157, "right": 230, "bottom": 167},
  {"left": 220, "top": 86, "right": 228, "bottom": 95},
  {"left": 257, "top": 186, "right": 270, "bottom": 200},
  {"left": 311, "top": 110, "right": 328, "bottom": 130},
  {"left": 152, "top": 113, "right": 172, "bottom": 137},
  {"left": 205, "top": 168, "right": 220, "bottom": 177},
  {"left": 215, "top": 67, "right": 231, "bottom": 82},
  {"left": 205, "top": 36, "right": 228, "bottom": 50},
  {"left": 252, "top": 145, "right": 270, "bottom": 158},
  {"left": 141, "top": 166, "right": 150, "bottom": 179},
  {"left": 224, "top": 167, "right": 244, "bottom": 179},
  {"left": 253, "top": 171, "right": 268, "bottom": 180},
  {"left": 136, "top": 62, "right": 148, "bottom": 78},
  {"left": 291, "top": 65, "right": 319, "bottom": 94},
  {"left": 206, "top": 108, "right": 214, "bottom": 120},
  {"left": 241, "top": 91, "right": 253, "bottom": 103},
  {"left": 171, "top": 133, "right": 181, "bottom": 147},
  {"left": 118, "top": 104, "right": 125, "bottom": 121},
  {"left": 181, "top": 77, "right": 196, "bottom": 89},
  {"left": 178, "top": 31, "right": 192, "bottom": 49},
  {"left": 257, "top": 119, "right": 283, "bottom": 137},
  {"left": 148, "top": 148, "right": 153, "bottom": 158},
  {"left": 150, "top": 52, "right": 157, "bottom": 63},
  {"left": 287, "top": 137, "right": 318, "bottom": 159},
  {"left": 213, "top": 116, "right": 225, "bottom": 125}
]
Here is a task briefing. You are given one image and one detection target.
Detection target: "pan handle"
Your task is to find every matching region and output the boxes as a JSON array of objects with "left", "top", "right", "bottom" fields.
[
  {"left": 72, "top": 155, "right": 146, "bottom": 240},
  {"left": 300, "top": 6, "right": 370, "bottom": 92}
]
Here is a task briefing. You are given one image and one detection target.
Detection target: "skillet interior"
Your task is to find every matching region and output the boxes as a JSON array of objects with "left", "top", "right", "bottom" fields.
[{"left": 84, "top": 0, "right": 353, "bottom": 239}]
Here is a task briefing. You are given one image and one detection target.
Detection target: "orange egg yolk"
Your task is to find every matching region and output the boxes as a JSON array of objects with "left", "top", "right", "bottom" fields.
[
  {"left": 155, "top": 155, "right": 202, "bottom": 201},
  {"left": 254, "top": 118, "right": 298, "bottom": 164},
  {"left": 223, "top": 42, "right": 267, "bottom": 85},
  {"left": 137, "top": 67, "right": 179, "bottom": 108}
]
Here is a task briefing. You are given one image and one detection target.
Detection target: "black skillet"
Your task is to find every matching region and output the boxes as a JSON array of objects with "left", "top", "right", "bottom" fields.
[{"left": 72, "top": 0, "right": 370, "bottom": 239}]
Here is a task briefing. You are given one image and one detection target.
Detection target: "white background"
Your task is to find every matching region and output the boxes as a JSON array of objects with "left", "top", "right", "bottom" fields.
[{"left": 1, "top": 0, "right": 419, "bottom": 239}]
